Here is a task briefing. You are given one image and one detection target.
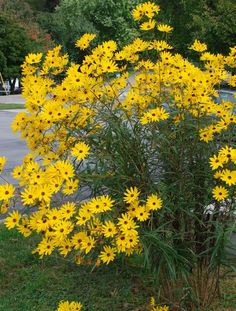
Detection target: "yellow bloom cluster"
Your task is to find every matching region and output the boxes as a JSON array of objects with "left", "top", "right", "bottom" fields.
[
  {"left": 132, "top": 2, "right": 160, "bottom": 21},
  {"left": 210, "top": 146, "right": 236, "bottom": 201},
  {"left": 55, "top": 297, "right": 169, "bottom": 311},
  {"left": 75, "top": 33, "right": 96, "bottom": 50},
  {"left": 56, "top": 300, "right": 83, "bottom": 311},
  {"left": 189, "top": 39, "right": 207, "bottom": 53},
  {"left": 6, "top": 187, "right": 161, "bottom": 263},
  {"left": 0, "top": 1, "right": 235, "bottom": 267},
  {"left": 150, "top": 297, "right": 169, "bottom": 311},
  {"left": 132, "top": 1, "right": 173, "bottom": 33}
]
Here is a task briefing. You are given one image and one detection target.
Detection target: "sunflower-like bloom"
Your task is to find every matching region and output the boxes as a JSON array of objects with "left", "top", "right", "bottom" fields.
[
  {"left": 212, "top": 185, "right": 229, "bottom": 201},
  {"left": 189, "top": 39, "right": 207, "bottom": 53},
  {"left": 140, "top": 19, "right": 156, "bottom": 31},
  {"left": 75, "top": 33, "right": 96, "bottom": 50},
  {"left": 99, "top": 245, "right": 116, "bottom": 264},
  {"left": 157, "top": 24, "right": 173, "bottom": 33}
]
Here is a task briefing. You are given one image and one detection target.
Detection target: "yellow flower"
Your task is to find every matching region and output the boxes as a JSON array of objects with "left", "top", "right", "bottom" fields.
[
  {"left": 146, "top": 194, "right": 163, "bottom": 211},
  {"left": 81, "top": 236, "right": 95, "bottom": 254},
  {"left": 25, "top": 53, "right": 43, "bottom": 64},
  {"left": 124, "top": 187, "right": 140, "bottom": 204},
  {"left": 60, "top": 202, "right": 76, "bottom": 219},
  {"left": 54, "top": 160, "right": 75, "bottom": 181},
  {"left": 100, "top": 59, "right": 118, "bottom": 73},
  {"left": 76, "top": 208, "right": 92, "bottom": 225},
  {"left": 21, "top": 185, "right": 38, "bottom": 205},
  {"left": 71, "top": 231, "right": 88, "bottom": 250},
  {"left": 17, "top": 217, "right": 32, "bottom": 237},
  {"left": 135, "top": 206, "right": 150, "bottom": 221},
  {"left": 157, "top": 24, "right": 173, "bottom": 33},
  {"left": 35, "top": 238, "right": 55, "bottom": 258},
  {"left": 62, "top": 179, "right": 79, "bottom": 195},
  {"left": 71, "top": 142, "right": 90, "bottom": 161},
  {"left": 58, "top": 239, "right": 72, "bottom": 257},
  {"left": 0, "top": 200, "right": 10, "bottom": 214},
  {"left": 99, "top": 195, "right": 115, "bottom": 212},
  {"left": 118, "top": 213, "right": 139, "bottom": 234},
  {"left": 37, "top": 184, "right": 54, "bottom": 203},
  {"left": 209, "top": 155, "right": 225, "bottom": 170},
  {"left": 132, "top": 2, "right": 160, "bottom": 20},
  {"left": 99, "top": 245, "right": 116, "bottom": 264},
  {"left": 140, "top": 107, "right": 169, "bottom": 125},
  {"left": 150, "top": 40, "right": 173, "bottom": 51},
  {"left": 75, "top": 33, "right": 96, "bottom": 50},
  {"left": 140, "top": 19, "right": 156, "bottom": 31},
  {"left": 220, "top": 169, "right": 236, "bottom": 186},
  {"left": 57, "top": 300, "right": 83, "bottom": 311},
  {"left": 199, "top": 128, "right": 214, "bottom": 142},
  {"left": 53, "top": 220, "right": 74, "bottom": 239},
  {"left": 102, "top": 220, "right": 117, "bottom": 238},
  {"left": 212, "top": 186, "right": 228, "bottom": 201},
  {"left": 0, "top": 184, "right": 15, "bottom": 201},
  {"left": 5, "top": 210, "right": 21, "bottom": 229},
  {"left": 11, "top": 165, "right": 23, "bottom": 180},
  {"left": 189, "top": 39, "right": 207, "bottom": 53}
]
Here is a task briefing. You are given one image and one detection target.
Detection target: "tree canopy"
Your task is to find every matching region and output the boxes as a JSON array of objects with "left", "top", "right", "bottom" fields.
[
  {"left": 35, "top": 0, "right": 236, "bottom": 60},
  {"left": 38, "top": 0, "right": 141, "bottom": 61},
  {"left": 0, "top": 14, "right": 41, "bottom": 91}
]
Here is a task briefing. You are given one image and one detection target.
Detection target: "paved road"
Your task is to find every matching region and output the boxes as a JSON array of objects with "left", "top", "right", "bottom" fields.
[
  {"left": 0, "top": 110, "right": 28, "bottom": 185},
  {"left": 0, "top": 95, "right": 25, "bottom": 104}
]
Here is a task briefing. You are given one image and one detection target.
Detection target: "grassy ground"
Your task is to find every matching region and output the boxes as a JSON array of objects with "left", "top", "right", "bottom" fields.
[
  {"left": 0, "top": 103, "right": 25, "bottom": 110},
  {"left": 0, "top": 225, "right": 235, "bottom": 311}
]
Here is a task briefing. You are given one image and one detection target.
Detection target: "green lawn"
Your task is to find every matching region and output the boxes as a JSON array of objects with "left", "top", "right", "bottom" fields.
[
  {"left": 0, "top": 225, "right": 151, "bottom": 311},
  {"left": 0, "top": 225, "right": 235, "bottom": 311},
  {"left": 0, "top": 103, "right": 25, "bottom": 110}
]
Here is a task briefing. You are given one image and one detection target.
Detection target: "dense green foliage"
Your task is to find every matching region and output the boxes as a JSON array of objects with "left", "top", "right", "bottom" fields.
[
  {"left": 156, "top": 0, "right": 236, "bottom": 55},
  {"left": 1, "top": 0, "right": 235, "bottom": 83},
  {"left": 38, "top": 0, "right": 141, "bottom": 60},
  {"left": 36, "top": 0, "right": 236, "bottom": 58},
  {"left": 0, "top": 14, "right": 38, "bottom": 92},
  {"left": 0, "top": 0, "right": 53, "bottom": 92}
]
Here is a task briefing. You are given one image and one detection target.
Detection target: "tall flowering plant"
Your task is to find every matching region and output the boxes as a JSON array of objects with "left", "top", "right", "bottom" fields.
[{"left": 0, "top": 2, "right": 236, "bottom": 309}]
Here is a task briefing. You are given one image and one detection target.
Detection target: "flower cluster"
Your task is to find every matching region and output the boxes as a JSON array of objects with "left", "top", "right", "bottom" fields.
[
  {"left": 150, "top": 297, "right": 169, "bottom": 311},
  {"left": 56, "top": 300, "right": 83, "bottom": 311},
  {"left": 132, "top": 1, "right": 173, "bottom": 33},
  {"left": 0, "top": 157, "right": 15, "bottom": 214},
  {"left": 3, "top": 185, "right": 162, "bottom": 265},
  {"left": 0, "top": 1, "right": 235, "bottom": 268},
  {"left": 210, "top": 146, "right": 236, "bottom": 201},
  {"left": 75, "top": 33, "right": 96, "bottom": 50},
  {"left": 55, "top": 297, "right": 169, "bottom": 311}
]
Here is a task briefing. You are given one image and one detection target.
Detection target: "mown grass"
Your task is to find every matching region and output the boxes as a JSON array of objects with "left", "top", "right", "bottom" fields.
[
  {"left": 0, "top": 103, "right": 25, "bottom": 110},
  {"left": 0, "top": 225, "right": 235, "bottom": 311},
  {"left": 0, "top": 225, "right": 152, "bottom": 311}
]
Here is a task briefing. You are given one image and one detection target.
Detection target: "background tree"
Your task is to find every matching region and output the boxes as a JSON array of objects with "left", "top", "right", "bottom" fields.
[
  {"left": 189, "top": 0, "right": 236, "bottom": 54},
  {"left": 157, "top": 0, "right": 236, "bottom": 56},
  {"left": 0, "top": 0, "right": 53, "bottom": 51},
  {"left": 38, "top": 0, "right": 141, "bottom": 61},
  {"left": 38, "top": 0, "right": 96, "bottom": 60},
  {"left": 0, "top": 14, "right": 40, "bottom": 93}
]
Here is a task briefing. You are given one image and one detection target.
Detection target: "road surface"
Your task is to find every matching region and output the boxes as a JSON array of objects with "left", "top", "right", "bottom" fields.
[{"left": 0, "top": 110, "right": 28, "bottom": 185}]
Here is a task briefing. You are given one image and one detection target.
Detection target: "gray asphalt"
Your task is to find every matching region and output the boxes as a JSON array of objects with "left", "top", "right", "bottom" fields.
[
  {"left": 0, "top": 94, "right": 25, "bottom": 104},
  {"left": 0, "top": 110, "right": 28, "bottom": 185}
]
